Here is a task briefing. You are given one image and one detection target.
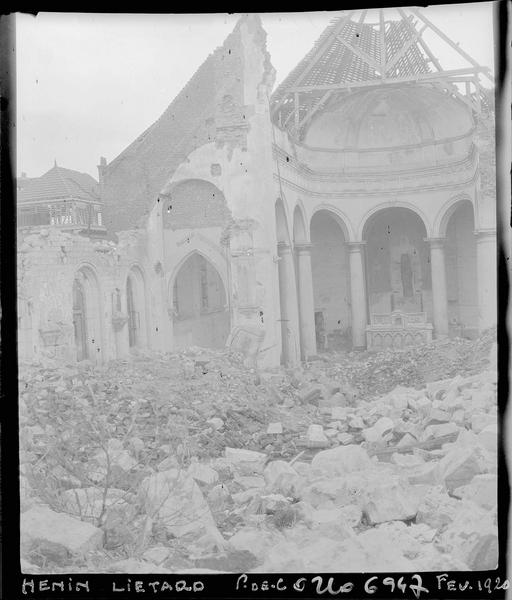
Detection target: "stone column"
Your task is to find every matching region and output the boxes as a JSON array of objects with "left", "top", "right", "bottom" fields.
[
  {"left": 295, "top": 243, "right": 317, "bottom": 360},
  {"left": 475, "top": 229, "right": 497, "bottom": 330},
  {"left": 426, "top": 238, "right": 449, "bottom": 338},
  {"left": 277, "top": 242, "right": 301, "bottom": 366},
  {"left": 347, "top": 242, "right": 368, "bottom": 349}
]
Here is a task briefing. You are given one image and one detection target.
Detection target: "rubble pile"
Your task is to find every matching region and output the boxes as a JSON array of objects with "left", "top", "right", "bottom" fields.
[{"left": 19, "top": 331, "right": 498, "bottom": 573}]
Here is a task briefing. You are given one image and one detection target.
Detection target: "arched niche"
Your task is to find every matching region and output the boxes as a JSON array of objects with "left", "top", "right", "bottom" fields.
[
  {"left": 443, "top": 200, "right": 478, "bottom": 334},
  {"left": 72, "top": 266, "right": 103, "bottom": 362},
  {"left": 170, "top": 252, "right": 230, "bottom": 350},
  {"left": 310, "top": 209, "right": 351, "bottom": 351},
  {"left": 362, "top": 207, "right": 430, "bottom": 319}
]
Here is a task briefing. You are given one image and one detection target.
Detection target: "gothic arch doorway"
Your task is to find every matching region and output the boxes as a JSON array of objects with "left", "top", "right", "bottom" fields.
[
  {"left": 72, "top": 266, "right": 102, "bottom": 362},
  {"left": 171, "top": 252, "right": 230, "bottom": 350}
]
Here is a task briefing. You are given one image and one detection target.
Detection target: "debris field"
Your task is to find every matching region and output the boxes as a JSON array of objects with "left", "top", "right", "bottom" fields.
[{"left": 19, "top": 329, "right": 498, "bottom": 573}]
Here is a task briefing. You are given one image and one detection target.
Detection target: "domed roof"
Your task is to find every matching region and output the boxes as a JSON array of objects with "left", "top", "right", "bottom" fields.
[{"left": 302, "top": 85, "right": 474, "bottom": 151}]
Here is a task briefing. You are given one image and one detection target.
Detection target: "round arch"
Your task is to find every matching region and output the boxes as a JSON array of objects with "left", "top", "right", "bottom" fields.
[
  {"left": 309, "top": 208, "right": 353, "bottom": 351},
  {"left": 310, "top": 204, "right": 354, "bottom": 242},
  {"left": 293, "top": 203, "right": 308, "bottom": 244},
  {"left": 73, "top": 264, "right": 103, "bottom": 363},
  {"left": 169, "top": 250, "right": 230, "bottom": 350},
  {"left": 435, "top": 194, "right": 475, "bottom": 238},
  {"left": 362, "top": 206, "right": 432, "bottom": 320},
  {"left": 441, "top": 197, "right": 478, "bottom": 332},
  {"left": 359, "top": 201, "right": 431, "bottom": 241}
]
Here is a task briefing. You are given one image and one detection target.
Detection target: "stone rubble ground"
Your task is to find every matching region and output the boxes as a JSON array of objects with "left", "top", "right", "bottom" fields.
[{"left": 19, "top": 329, "right": 498, "bottom": 573}]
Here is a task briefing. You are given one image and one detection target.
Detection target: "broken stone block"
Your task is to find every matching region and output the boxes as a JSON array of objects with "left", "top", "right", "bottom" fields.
[
  {"left": 337, "top": 432, "right": 354, "bottom": 445},
  {"left": 348, "top": 416, "right": 365, "bottom": 429},
  {"left": 139, "top": 469, "right": 225, "bottom": 548},
  {"left": 263, "top": 460, "right": 297, "bottom": 487},
  {"left": 21, "top": 506, "right": 104, "bottom": 557},
  {"left": 477, "top": 424, "right": 497, "bottom": 453},
  {"left": 363, "top": 479, "right": 421, "bottom": 524},
  {"left": 157, "top": 456, "right": 179, "bottom": 472},
  {"left": 311, "top": 508, "right": 355, "bottom": 540},
  {"left": 438, "top": 446, "right": 485, "bottom": 492},
  {"left": 421, "top": 422, "right": 460, "bottom": 442},
  {"left": 228, "top": 527, "right": 283, "bottom": 562},
  {"left": 452, "top": 473, "right": 497, "bottom": 510},
  {"left": 306, "top": 424, "right": 328, "bottom": 447},
  {"left": 311, "top": 444, "right": 372, "bottom": 477},
  {"left": 328, "top": 392, "right": 347, "bottom": 407},
  {"left": 391, "top": 453, "right": 425, "bottom": 468},
  {"left": 187, "top": 462, "right": 219, "bottom": 486},
  {"left": 362, "top": 416, "right": 394, "bottom": 444},
  {"left": 414, "top": 396, "right": 432, "bottom": 416},
  {"left": 247, "top": 493, "right": 290, "bottom": 515},
  {"left": 452, "top": 409, "right": 466, "bottom": 425},
  {"left": 325, "top": 428, "right": 338, "bottom": 438},
  {"left": 438, "top": 503, "right": 498, "bottom": 570},
  {"left": 224, "top": 447, "right": 266, "bottom": 476},
  {"left": 234, "top": 475, "right": 266, "bottom": 491},
  {"left": 331, "top": 406, "right": 348, "bottom": 420},
  {"left": 301, "top": 478, "right": 348, "bottom": 508},
  {"left": 338, "top": 504, "right": 363, "bottom": 528},
  {"left": 298, "top": 385, "right": 322, "bottom": 404},
  {"left": 425, "top": 408, "right": 451, "bottom": 424},
  {"left": 416, "top": 486, "right": 460, "bottom": 532},
  {"left": 471, "top": 412, "right": 496, "bottom": 434},
  {"left": 266, "top": 422, "right": 283, "bottom": 434},
  {"left": 397, "top": 433, "right": 418, "bottom": 448},
  {"left": 407, "top": 462, "right": 441, "bottom": 486},
  {"left": 207, "top": 483, "right": 231, "bottom": 512},
  {"left": 207, "top": 417, "right": 224, "bottom": 431}
]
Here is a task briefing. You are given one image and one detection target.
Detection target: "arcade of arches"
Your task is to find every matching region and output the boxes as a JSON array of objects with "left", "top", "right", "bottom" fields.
[{"left": 275, "top": 200, "right": 492, "bottom": 365}]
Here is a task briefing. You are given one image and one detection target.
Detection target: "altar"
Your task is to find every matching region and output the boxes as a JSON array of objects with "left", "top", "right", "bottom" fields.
[{"left": 366, "top": 311, "right": 433, "bottom": 350}]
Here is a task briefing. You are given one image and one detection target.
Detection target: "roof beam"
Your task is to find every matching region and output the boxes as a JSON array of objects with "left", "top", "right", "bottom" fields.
[
  {"left": 337, "top": 33, "right": 382, "bottom": 74},
  {"left": 287, "top": 66, "right": 486, "bottom": 93},
  {"left": 271, "top": 11, "right": 355, "bottom": 116},
  {"left": 296, "top": 89, "right": 334, "bottom": 132},
  {"left": 379, "top": 9, "right": 386, "bottom": 80},
  {"left": 385, "top": 24, "right": 427, "bottom": 74},
  {"left": 410, "top": 7, "right": 493, "bottom": 84}
]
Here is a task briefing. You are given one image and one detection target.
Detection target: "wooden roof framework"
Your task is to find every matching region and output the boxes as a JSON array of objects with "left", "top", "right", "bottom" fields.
[{"left": 271, "top": 7, "right": 493, "bottom": 141}]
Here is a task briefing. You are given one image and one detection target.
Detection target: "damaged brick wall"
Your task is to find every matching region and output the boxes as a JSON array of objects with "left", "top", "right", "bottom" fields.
[
  {"left": 101, "top": 19, "right": 250, "bottom": 234},
  {"left": 162, "top": 179, "right": 232, "bottom": 231}
]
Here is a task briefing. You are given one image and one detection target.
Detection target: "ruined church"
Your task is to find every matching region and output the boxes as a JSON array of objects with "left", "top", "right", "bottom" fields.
[{"left": 17, "top": 10, "right": 497, "bottom": 369}]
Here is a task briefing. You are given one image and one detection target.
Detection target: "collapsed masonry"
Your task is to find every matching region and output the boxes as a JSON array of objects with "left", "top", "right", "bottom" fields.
[
  {"left": 19, "top": 331, "right": 497, "bottom": 572},
  {"left": 17, "top": 11, "right": 497, "bottom": 369}
]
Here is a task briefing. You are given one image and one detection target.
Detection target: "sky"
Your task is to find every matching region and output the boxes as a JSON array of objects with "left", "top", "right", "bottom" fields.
[{"left": 16, "top": 3, "right": 496, "bottom": 179}]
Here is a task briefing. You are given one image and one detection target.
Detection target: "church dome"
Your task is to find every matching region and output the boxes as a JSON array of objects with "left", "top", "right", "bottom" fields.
[{"left": 302, "top": 84, "right": 474, "bottom": 151}]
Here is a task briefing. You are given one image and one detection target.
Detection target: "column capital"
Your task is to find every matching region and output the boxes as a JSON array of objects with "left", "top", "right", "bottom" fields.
[
  {"left": 424, "top": 237, "right": 446, "bottom": 249},
  {"left": 474, "top": 228, "right": 497, "bottom": 242},
  {"left": 294, "top": 242, "right": 313, "bottom": 254},
  {"left": 346, "top": 241, "right": 367, "bottom": 253},
  {"left": 277, "top": 241, "right": 292, "bottom": 255}
]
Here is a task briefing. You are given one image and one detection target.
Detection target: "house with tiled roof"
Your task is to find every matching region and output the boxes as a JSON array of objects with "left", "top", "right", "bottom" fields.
[
  {"left": 17, "top": 163, "right": 104, "bottom": 232},
  {"left": 17, "top": 11, "right": 496, "bottom": 368}
]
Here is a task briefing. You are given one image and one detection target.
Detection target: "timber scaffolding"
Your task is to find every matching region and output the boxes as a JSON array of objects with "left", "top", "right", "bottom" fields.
[{"left": 271, "top": 8, "right": 494, "bottom": 141}]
